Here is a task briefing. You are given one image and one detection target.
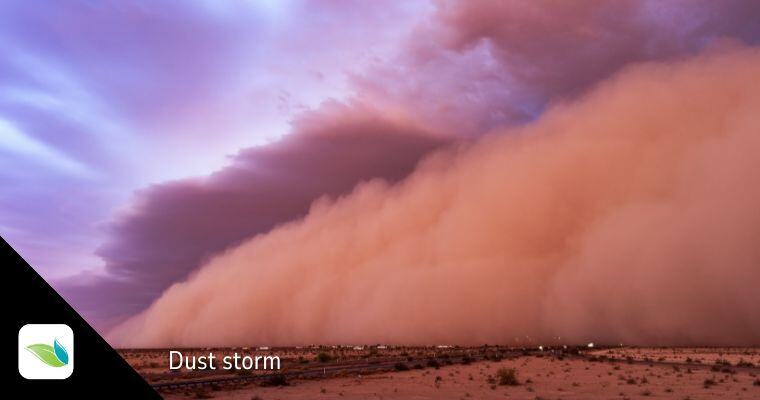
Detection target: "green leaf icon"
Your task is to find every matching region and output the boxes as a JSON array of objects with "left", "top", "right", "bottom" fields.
[{"left": 26, "top": 343, "right": 67, "bottom": 367}]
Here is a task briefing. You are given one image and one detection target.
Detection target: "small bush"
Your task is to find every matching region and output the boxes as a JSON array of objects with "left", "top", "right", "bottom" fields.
[
  {"left": 394, "top": 362, "right": 410, "bottom": 371},
  {"left": 737, "top": 359, "right": 755, "bottom": 367},
  {"left": 496, "top": 367, "right": 519, "bottom": 386},
  {"left": 316, "top": 352, "right": 332, "bottom": 363}
]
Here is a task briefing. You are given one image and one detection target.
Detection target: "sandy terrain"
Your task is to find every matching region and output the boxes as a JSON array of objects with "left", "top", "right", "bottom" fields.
[
  {"left": 120, "top": 347, "right": 760, "bottom": 399},
  {"left": 590, "top": 347, "right": 760, "bottom": 367}
]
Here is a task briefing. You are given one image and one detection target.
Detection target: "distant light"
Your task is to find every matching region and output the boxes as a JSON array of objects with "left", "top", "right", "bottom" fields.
[{"left": 587, "top": 342, "right": 595, "bottom": 348}]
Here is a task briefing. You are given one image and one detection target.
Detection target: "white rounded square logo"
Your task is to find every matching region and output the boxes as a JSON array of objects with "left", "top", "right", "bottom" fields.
[{"left": 18, "top": 324, "right": 74, "bottom": 380}]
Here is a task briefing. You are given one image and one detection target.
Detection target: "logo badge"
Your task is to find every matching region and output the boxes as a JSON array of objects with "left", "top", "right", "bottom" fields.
[{"left": 18, "top": 324, "right": 74, "bottom": 379}]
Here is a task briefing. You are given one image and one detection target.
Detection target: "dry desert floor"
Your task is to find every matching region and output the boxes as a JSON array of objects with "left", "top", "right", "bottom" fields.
[{"left": 121, "top": 347, "right": 760, "bottom": 399}]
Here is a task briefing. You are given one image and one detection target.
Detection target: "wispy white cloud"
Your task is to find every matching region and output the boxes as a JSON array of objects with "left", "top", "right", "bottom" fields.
[{"left": 0, "top": 117, "right": 95, "bottom": 178}]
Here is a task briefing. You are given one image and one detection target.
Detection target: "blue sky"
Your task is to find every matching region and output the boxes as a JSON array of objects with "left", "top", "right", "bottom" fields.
[{"left": 0, "top": 0, "right": 424, "bottom": 279}]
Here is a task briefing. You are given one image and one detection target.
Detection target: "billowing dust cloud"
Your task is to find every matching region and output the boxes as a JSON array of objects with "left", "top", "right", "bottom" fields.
[{"left": 111, "top": 49, "right": 760, "bottom": 347}]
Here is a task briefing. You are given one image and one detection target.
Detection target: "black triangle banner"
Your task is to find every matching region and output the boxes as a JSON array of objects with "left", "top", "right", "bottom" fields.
[{"left": 2, "top": 236, "right": 160, "bottom": 397}]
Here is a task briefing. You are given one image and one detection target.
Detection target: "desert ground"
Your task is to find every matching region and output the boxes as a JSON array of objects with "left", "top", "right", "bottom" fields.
[{"left": 119, "top": 346, "right": 760, "bottom": 399}]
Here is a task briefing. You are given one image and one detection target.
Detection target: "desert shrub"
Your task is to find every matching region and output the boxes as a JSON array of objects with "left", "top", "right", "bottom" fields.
[
  {"left": 316, "top": 352, "right": 332, "bottom": 363},
  {"left": 496, "top": 367, "right": 519, "bottom": 386},
  {"left": 394, "top": 362, "right": 410, "bottom": 371},
  {"left": 737, "top": 359, "right": 754, "bottom": 367},
  {"left": 427, "top": 359, "right": 440, "bottom": 369},
  {"left": 712, "top": 364, "right": 734, "bottom": 374}
]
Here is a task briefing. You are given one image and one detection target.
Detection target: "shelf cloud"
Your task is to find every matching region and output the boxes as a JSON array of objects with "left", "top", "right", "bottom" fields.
[
  {"left": 54, "top": 0, "right": 760, "bottom": 332},
  {"left": 111, "top": 49, "right": 760, "bottom": 347}
]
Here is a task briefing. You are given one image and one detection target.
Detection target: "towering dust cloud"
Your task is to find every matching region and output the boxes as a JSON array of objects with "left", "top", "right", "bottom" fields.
[{"left": 111, "top": 50, "right": 760, "bottom": 347}]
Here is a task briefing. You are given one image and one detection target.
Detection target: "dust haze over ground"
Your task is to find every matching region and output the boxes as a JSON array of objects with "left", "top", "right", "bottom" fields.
[
  {"left": 52, "top": 0, "right": 760, "bottom": 331},
  {"left": 111, "top": 49, "right": 760, "bottom": 348}
]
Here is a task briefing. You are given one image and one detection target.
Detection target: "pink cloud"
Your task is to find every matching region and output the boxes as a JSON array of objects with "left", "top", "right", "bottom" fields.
[
  {"left": 58, "top": 101, "right": 449, "bottom": 331},
  {"left": 112, "top": 49, "right": 760, "bottom": 347}
]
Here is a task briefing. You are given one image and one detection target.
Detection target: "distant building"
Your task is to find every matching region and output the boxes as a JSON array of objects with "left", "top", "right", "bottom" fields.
[{"left": 259, "top": 346, "right": 270, "bottom": 350}]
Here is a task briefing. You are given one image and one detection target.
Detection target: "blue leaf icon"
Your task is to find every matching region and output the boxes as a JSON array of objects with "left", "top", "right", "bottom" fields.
[{"left": 53, "top": 338, "right": 69, "bottom": 365}]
